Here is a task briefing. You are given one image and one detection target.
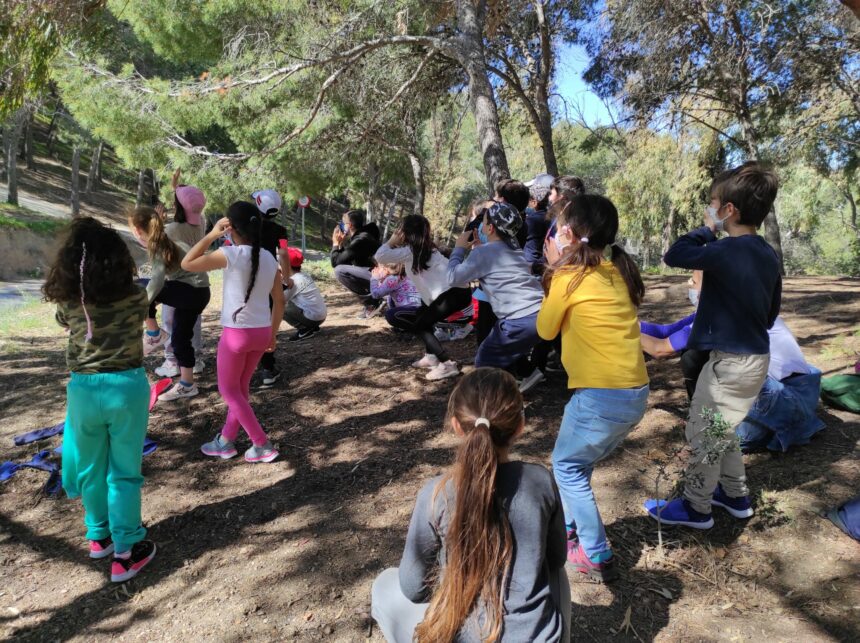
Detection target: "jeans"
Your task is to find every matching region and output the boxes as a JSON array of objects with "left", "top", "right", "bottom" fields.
[
  {"left": 475, "top": 313, "right": 541, "bottom": 371},
  {"left": 63, "top": 368, "right": 149, "bottom": 553},
  {"left": 552, "top": 385, "right": 649, "bottom": 559}
]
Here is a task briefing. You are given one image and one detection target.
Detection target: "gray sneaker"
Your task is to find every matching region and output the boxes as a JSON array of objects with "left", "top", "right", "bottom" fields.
[
  {"left": 244, "top": 441, "right": 279, "bottom": 463},
  {"left": 201, "top": 434, "right": 238, "bottom": 459}
]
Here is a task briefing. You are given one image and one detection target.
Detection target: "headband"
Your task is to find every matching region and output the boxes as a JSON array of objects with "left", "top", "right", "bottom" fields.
[{"left": 474, "top": 417, "right": 490, "bottom": 429}]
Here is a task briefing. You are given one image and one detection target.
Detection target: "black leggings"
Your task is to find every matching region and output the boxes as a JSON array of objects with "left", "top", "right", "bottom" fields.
[
  {"left": 474, "top": 299, "right": 498, "bottom": 346},
  {"left": 149, "top": 281, "right": 210, "bottom": 368},
  {"left": 680, "top": 348, "right": 711, "bottom": 401},
  {"left": 394, "top": 288, "right": 472, "bottom": 362}
]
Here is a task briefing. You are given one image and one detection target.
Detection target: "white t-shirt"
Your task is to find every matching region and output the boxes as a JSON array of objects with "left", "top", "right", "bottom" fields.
[
  {"left": 220, "top": 245, "right": 279, "bottom": 329},
  {"left": 285, "top": 272, "right": 327, "bottom": 321},
  {"left": 767, "top": 317, "right": 813, "bottom": 381},
  {"left": 374, "top": 244, "right": 469, "bottom": 305}
]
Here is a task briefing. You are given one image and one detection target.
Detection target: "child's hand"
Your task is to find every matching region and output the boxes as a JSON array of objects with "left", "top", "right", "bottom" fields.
[
  {"left": 455, "top": 230, "right": 474, "bottom": 249},
  {"left": 388, "top": 229, "right": 405, "bottom": 247},
  {"left": 155, "top": 203, "right": 167, "bottom": 220},
  {"left": 283, "top": 277, "right": 294, "bottom": 289},
  {"left": 211, "top": 217, "right": 231, "bottom": 237},
  {"left": 266, "top": 332, "right": 277, "bottom": 352},
  {"left": 171, "top": 167, "right": 181, "bottom": 190}
]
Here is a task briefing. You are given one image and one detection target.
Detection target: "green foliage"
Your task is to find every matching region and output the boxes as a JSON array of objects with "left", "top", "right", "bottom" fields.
[{"left": 0, "top": 205, "right": 66, "bottom": 235}]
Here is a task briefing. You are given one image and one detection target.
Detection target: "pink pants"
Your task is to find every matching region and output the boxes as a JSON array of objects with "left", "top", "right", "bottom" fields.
[{"left": 217, "top": 327, "right": 271, "bottom": 446}]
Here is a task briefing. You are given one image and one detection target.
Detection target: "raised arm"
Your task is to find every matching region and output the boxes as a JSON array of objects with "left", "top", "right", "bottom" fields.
[{"left": 182, "top": 217, "right": 229, "bottom": 272}]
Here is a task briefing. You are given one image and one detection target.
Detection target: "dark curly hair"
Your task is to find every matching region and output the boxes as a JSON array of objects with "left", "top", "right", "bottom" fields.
[{"left": 42, "top": 217, "right": 138, "bottom": 305}]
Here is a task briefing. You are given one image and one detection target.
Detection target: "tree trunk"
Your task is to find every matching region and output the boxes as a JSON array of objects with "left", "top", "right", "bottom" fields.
[
  {"left": 446, "top": 205, "right": 464, "bottom": 246},
  {"left": 136, "top": 168, "right": 146, "bottom": 206},
  {"left": 383, "top": 187, "right": 399, "bottom": 238},
  {"left": 662, "top": 206, "right": 677, "bottom": 266},
  {"left": 533, "top": 0, "right": 559, "bottom": 176},
  {"left": 4, "top": 109, "right": 26, "bottom": 205},
  {"left": 455, "top": 0, "right": 510, "bottom": 191},
  {"left": 321, "top": 198, "right": 330, "bottom": 242},
  {"left": 24, "top": 112, "right": 35, "bottom": 169},
  {"left": 408, "top": 151, "right": 426, "bottom": 216},
  {"left": 86, "top": 140, "right": 103, "bottom": 195},
  {"left": 71, "top": 146, "right": 81, "bottom": 217}
]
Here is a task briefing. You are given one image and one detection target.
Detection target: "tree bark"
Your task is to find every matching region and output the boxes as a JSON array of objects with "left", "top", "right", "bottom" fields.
[
  {"left": 86, "top": 140, "right": 103, "bottom": 195},
  {"left": 4, "top": 109, "right": 26, "bottom": 205},
  {"left": 321, "top": 197, "right": 330, "bottom": 242},
  {"left": 408, "top": 151, "right": 426, "bottom": 216},
  {"left": 455, "top": 0, "right": 510, "bottom": 191},
  {"left": 136, "top": 168, "right": 146, "bottom": 206},
  {"left": 24, "top": 112, "right": 35, "bottom": 169},
  {"left": 71, "top": 146, "right": 81, "bottom": 217},
  {"left": 532, "top": 1, "right": 558, "bottom": 176},
  {"left": 738, "top": 131, "right": 785, "bottom": 274}
]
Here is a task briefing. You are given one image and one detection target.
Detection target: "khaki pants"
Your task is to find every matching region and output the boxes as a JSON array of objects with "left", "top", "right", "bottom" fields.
[{"left": 683, "top": 351, "right": 769, "bottom": 514}]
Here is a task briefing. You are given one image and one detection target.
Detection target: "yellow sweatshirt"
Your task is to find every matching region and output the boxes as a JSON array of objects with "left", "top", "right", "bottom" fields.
[{"left": 537, "top": 261, "right": 648, "bottom": 390}]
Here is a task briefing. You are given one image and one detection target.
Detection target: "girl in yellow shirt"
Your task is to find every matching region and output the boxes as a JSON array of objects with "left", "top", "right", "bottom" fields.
[{"left": 537, "top": 193, "right": 649, "bottom": 583}]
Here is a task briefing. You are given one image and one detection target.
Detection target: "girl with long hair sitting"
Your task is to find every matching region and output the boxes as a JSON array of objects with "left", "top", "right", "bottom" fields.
[{"left": 371, "top": 368, "right": 570, "bottom": 642}]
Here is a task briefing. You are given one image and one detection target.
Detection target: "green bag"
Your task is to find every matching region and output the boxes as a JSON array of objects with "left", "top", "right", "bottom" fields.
[{"left": 821, "top": 374, "right": 860, "bottom": 414}]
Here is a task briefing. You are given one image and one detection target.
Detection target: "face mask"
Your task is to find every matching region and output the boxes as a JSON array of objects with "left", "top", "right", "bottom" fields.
[
  {"left": 707, "top": 205, "right": 730, "bottom": 233},
  {"left": 553, "top": 235, "right": 569, "bottom": 254},
  {"left": 688, "top": 288, "right": 700, "bottom": 308},
  {"left": 477, "top": 223, "right": 489, "bottom": 245}
]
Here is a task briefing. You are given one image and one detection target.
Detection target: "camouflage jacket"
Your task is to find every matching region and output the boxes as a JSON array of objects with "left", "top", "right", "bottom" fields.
[{"left": 56, "top": 287, "right": 148, "bottom": 373}]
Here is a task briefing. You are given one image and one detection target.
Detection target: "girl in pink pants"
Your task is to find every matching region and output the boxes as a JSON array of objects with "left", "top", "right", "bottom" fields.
[{"left": 181, "top": 201, "right": 286, "bottom": 463}]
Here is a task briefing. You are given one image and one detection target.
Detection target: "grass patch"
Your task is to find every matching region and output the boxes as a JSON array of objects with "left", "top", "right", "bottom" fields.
[
  {"left": 304, "top": 259, "right": 334, "bottom": 284},
  {"left": 0, "top": 204, "right": 66, "bottom": 235},
  {"left": 0, "top": 295, "right": 56, "bottom": 355}
]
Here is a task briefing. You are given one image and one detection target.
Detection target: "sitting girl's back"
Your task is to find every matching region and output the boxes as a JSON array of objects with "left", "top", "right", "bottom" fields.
[{"left": 372, "top": 368, "right": 570, "bottom": 642}]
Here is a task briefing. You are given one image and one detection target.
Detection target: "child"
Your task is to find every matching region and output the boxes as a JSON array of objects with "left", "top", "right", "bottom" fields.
[
  {"left": 43, "top": 217, "right": 156, "bottom": 582},
  {"left": 253, "top": 189, "right": 290, "bottom": 385},
  {"left": 155, "top": 170, "right": 207, "bottom": 377},
  {"left": 523, "top": 173, "right": 553, "bottom": 274},
  {"left": 538, "top": 194, "right": 649, "bottom": 582},
  {"left": 371, "top": 368, "right": 570, "bottom": 642},
  {"left": 370, "top": 263, "right": 421, "bottom": 331},
  {"left": 448, "top": 202, "right": 544, "bottom": 376},
  {"left": 129, "top": 207, "right": 211, "bottom": 401},
  {"left": 645, "top": 162, "right": 781, "bottom": 528},
  {"left": 375, "top": 215, "right": 472, "bottom": 381},
  {"left": 181, "top": 201, "right": 285, "bottom": 463},
  {"left": 282, "top": 247, "right": 327, "bottom": 341}
]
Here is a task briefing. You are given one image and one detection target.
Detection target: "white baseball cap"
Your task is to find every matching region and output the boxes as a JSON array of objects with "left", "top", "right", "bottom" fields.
[
  {"left": 524, "top": 173, "right": 554, "bottom": 188},
  {"left": 251, "top": 189, "right": 282, "bottom": 216}
]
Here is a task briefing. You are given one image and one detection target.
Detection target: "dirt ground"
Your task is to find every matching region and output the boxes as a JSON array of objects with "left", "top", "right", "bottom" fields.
[{"left": 0, "top": 275, "right": 858, "bottom": 642}]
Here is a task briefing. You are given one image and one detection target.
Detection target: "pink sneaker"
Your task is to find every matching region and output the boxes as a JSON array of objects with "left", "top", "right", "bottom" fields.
[
  {"left": 89, "top": 536, "right": 114, "bottom": 559},
  {"left": 111, "top": 540, "right": 156, "bottom": 583},
  {"left": 143, "top": 329, "right": 169, "bottom": 356},
  {"left": 567, "top": 542, "right": 617, "bottom": 583}
]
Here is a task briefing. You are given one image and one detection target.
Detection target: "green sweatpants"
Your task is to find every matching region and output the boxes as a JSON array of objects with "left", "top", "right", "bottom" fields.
[{"left": 62, "top": 368, "right": 149, "bottom": 553}]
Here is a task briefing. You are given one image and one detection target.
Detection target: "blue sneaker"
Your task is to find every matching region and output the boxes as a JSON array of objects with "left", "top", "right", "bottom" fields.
[
  {"left": 711, "top": 484, "right": 754, "bottom": 519},
  {"left": 644, "top": 497, "right": 714, "bottom": 529}
]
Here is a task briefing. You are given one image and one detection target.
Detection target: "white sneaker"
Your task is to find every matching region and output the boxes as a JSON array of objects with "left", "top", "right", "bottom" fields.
[
  {"left": 518, "top": 368, "right": 546, "bottom": 394},
  {"left": 426, "top": 360, "right": 459, "bottom": 381},
  {"left": 154, "top": 360, "right": 180, "bottom": 378},
  {"left": 412, "top": 353, "right": 441, "bottom": 369},
  {"left": 193, "top": 359, "right": 205, "bottom": 375},
  {"left": 158, "top": 382, "right": 199, "bottom": 401},
  {"left": 143, "top": 329, "right": 169, "bottom": 356}
]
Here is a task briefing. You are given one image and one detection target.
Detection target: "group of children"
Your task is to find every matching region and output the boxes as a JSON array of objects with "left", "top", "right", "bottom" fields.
[{"left": 46, "top": 161, "right": 789, "bottom": 642}]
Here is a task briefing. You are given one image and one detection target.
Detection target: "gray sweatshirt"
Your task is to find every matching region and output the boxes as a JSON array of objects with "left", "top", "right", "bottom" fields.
[
  {"left": 447, "top": 242, "right": 543, "bottom": 319},
  {"left": 398, "top": 462, "right": 567, "bottom": 642}
]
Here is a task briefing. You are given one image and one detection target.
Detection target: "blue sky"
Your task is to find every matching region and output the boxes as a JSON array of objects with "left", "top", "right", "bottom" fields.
[{"left": 553, "top": 42, "right": 614, "bottom": 125}]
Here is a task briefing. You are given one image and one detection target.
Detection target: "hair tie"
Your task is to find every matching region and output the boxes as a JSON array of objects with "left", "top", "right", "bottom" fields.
[
  {"left": 580, "top": 236, "right": 589, "bottom": 244},
  {"left": 79, "top": 243, "right": 94, "bottom": 343},
  {"left": 474, "top": 417, "right": 490, "bottom": 429}
]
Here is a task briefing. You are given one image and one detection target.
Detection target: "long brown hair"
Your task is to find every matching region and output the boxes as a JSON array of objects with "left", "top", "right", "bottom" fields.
[
  {"left": 416, "top": 368, "right": 523, "bottom": 643},
  {"left": 128, "top": 206, "right": 182, "bottom": 272},
  {"left": 541, "top": 194, "right": 645, "bottom": 307}
]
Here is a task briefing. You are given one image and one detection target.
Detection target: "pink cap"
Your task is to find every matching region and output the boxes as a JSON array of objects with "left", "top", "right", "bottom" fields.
[{"left": 175, "top": 185, "right": 206, "bottom": 225}]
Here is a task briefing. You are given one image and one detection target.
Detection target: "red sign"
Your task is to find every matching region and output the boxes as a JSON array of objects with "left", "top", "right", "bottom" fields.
[{"left": 297, "top": 196, "right": 310, "bottom": 208}]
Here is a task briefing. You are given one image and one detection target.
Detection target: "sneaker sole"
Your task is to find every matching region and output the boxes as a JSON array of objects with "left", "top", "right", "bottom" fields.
[
  {"left": 426, "top": 370, "right": 460, "bottom": 381},
  {"left": 245, "top": 452, "right": 279, "bottom": 463},
  {"left": 646, "top": 510, "right": 714, "bottom": 529},
  {"left": 711, "top": 499, "right": 754, "bottom": 519},
  {"left": 518, "top": 375, "right": 545, "bottom": 394},
  {"left": 154, "top": 369, "right": 180, "bottom": 378},
  {"left": 569, "top": 562, "right": 618, "bottom": 583},
  {"left": 90, "top": 543, "right": 115, "bottom": 559},
  {"left": 159, "top": 392, "right": 199, "bottom": 402},
  {"left": 143, "top": 339, "right": 168, "bottom": 356},
  {"left": 201, "top": 448, "right": 237, "bottom": 459},
  {"left": 111, "top": 544, "right": 156, "bottom": 583}
]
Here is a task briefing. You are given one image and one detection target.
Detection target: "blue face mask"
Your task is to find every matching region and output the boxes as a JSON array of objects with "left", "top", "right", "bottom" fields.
[{"left": 477, "top": 222, "right": 489, "bottom": 245}]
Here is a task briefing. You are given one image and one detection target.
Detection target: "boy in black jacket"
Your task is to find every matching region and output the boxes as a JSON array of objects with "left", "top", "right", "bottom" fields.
[{"left": 331, "top": 210, "right": 382, "bottom": 318}]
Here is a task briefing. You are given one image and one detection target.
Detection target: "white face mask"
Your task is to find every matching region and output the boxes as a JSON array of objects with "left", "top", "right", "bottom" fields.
[
  {"left": 706, "top": 205, "right": 730, "bottom": 233},
  {"left": 553, "top": 235, "right": 569, "bottom": 254},
  {"left": 688, "top": 288, "right": 700, "bottom": 308}
]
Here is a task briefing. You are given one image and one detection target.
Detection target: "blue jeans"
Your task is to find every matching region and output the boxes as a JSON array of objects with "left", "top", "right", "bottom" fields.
[
  {"left": 552, "top": 386, "right": 649, "bottom": 560},
  {"left": 475, "top": 312, "right": 540, "bottom": 370}
]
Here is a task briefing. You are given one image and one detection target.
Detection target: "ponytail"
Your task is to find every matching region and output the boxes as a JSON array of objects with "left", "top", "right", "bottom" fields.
[
  {"left": 610, "top": 243, "right": 644, "bottom": 307},
  {"left": 231, "top": 213, "right": 262, "bottom": 322},
  {"left": 416, "top": 368, "right": 520, "bottom": 643},
  {"left": 128, "top": 207, "right": 182, "bottom": 272}
]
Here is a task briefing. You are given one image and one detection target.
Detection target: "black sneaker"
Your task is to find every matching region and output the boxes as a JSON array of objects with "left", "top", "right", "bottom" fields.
[
  {"left": 259, "top": 368, "right": 281, "bottom": 386},
  {"left": 111, "top": 540, "right": 156, "bottom": 583},
  {"left": 288, "top": 328, "right": 318, "bottom": 342}
]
